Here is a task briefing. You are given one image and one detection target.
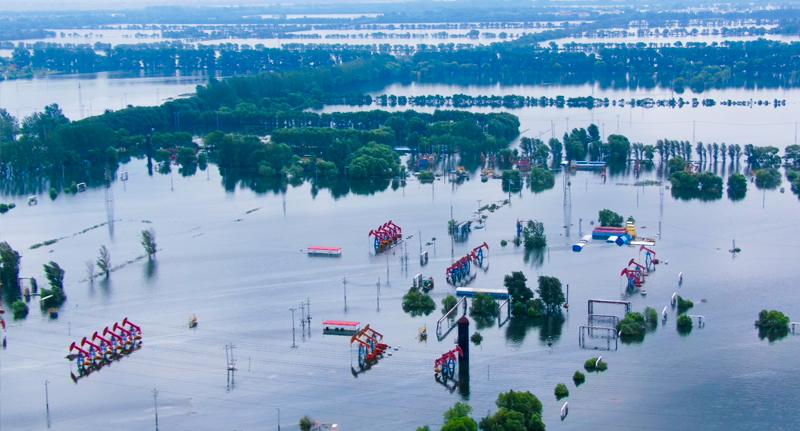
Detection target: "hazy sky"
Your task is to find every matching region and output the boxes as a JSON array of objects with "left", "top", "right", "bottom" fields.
[{"left": 3, "top": 0, "right": 394, "bottom": 13}]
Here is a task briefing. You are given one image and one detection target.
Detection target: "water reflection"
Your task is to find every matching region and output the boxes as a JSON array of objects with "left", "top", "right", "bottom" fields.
[
  {"left": 523, "top": 248, "right": 545, "bottom": 269},
  {"left": 504, "top": 313, "right": 565, "bottom": 345},
  {"left": 144, "top": 258, "right": 158, "bottom": 283}
]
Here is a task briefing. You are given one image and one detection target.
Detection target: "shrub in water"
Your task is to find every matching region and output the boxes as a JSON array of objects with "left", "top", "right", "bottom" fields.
[
  {"left": 755, "top": 310, "right": 790, "bottom": 341},
  {"left": 677, "top": 295, "right": 694, "bottom": 313},
  {"left": 573, "top": 370, "right": 585, "bottom": 385},
  {"left": 616, "top": 312, "right": 647, "bottom": 336},
  {"left": 402, "top": 287, "right": 435, "bottom": 316},
  {"left": 12, "top": 300, "right": 29, "bottom": 318},
  {"left": 584, "top": 358, "right": 607, "bottom": 371},
  {"left": 471, "top": 332, "right": 483, "bottom": 345},
  {"left": 677, "top": 314, "right": 694, "bottom": 329},
  {"left": 554, "top": 383, "right": 569, "bottom": 399},
  {"left": 441, "top": 295, "right": 458, "bottom": 315},
  {"left": 50, "top": 188, "right": 58, "bottom": 199},
  {"left": 469, "top": 293, "right": 499, "bottom": 318}
]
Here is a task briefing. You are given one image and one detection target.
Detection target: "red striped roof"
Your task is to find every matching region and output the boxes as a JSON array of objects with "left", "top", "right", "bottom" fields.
[{"left": 323, "top": 321, "right": 360, "bottom": 326}]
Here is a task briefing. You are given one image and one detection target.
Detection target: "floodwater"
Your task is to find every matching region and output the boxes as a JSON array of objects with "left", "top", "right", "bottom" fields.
[
  {"left": 0, "top": 71, "right": 221, "bottom": 120},
  {"left": 322, "top": 82, "right": 800, "bottom": 149},
  {"left": 1, "top": 76, "right": 800, "bottom": 431}
]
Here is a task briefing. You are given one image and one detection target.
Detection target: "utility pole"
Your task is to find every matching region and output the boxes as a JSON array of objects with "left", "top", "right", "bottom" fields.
[
  {"left": 342, "top": 278, "right": 347, "bottom": 309},
  {"left": 306, "top": 298, "right": 311, "bottom": 327},
  {"left": 277, "top": 408, "right": 281, "bottom": 431},
  {"left": 377, "top": 278, "right": 381, "bottom": 311},
  {"left": 299, "top": 302, "right": 306, "bottom": 332},
  {"left": 45, "top": 380, "right": 50, "bottom": 412},
  {"left": 418, "top": 230, "right": 422, "bottom": 254},
  {"left": 152, "top": 388, "right": 159, "bottom": 431},
  {"left": 289, "top": 308, "right": 297, "bottom": 348}
]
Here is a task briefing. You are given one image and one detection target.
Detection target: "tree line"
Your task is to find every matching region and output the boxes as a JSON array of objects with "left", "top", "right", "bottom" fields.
[{"left": 8, "top": 38, "right": 800, "bottom": 92}]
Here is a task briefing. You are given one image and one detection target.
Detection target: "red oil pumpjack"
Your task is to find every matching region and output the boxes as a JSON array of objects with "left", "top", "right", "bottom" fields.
[
  {"left": 628, "top": 258, "right": 648, "bottom": 275},
  {"left": 103, "top": 327, "right": 125, "bottom": 351},
  {"left": 350, "top": 325, "right": 388, "bottom": 363},
  {"left": 69, "top": 342, "right": 94, "bottom": 367},
  {"left": 81, "top": 337, "right": 105, "bottom": 361},
  {"left": 122, "top": 318, "right": 142, "bottom": 340},
  {"left": 92, "top": 331, "right": 115, "bottom": 355},
  {"left": 113, "top": 322, "right": 135, "bottom": 346},
  {"left": 369, "top": 221, "right": 402, "bottom": 251},
  {"left": 446, "top": 243, "right": 489, "bottom": 283},
  {"left": 434, "top": 346, "right": 463, "bottom": 379},
  {"left": 640, "top": 245, "right": 659, "bottom": 267},
  {"left": 620, "top": 268, "right": 644, "bottom": 291}
]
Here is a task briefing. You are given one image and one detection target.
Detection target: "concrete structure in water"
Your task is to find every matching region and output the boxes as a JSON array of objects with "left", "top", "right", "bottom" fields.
[{"left": 457, "top": 316, "right": 469, "bottom": 364}]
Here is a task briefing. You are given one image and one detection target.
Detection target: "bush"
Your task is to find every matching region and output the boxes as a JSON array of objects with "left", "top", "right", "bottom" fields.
[
  {"left": 697, "top": 171, "right": 722, "bottom": 192},
  {"left": 755, "top": 309, "right": 790, "bottom": 331},
  {"left": 677, "top": 295, "right": 693, "bottom": 313},
  {"left": 755, "top": 168, "right": 782, "bottom": 190},
  {"left": 12, "top": 300, "right": 29, "bottom": 318},
  {"left": 668, "top": 156, "right": 688, "bottom": 173},
  {"left": 598, "top": 209, "right": 624, "bottom": 227},
  {"left": 670, "top": 171, "right": 700, "bottom": 190},
  {"left": 418, "top": 170, "right": 434, "bottom": 182},
  {"left": 677, "top": 314, "right": 694, "bottom": 328},
  {"left": 442, "top": 295, "right": 458, "bottom": 315},
  {"left": 584, "top": 357, "right": 607, "bottom": 371},
  {"left": 299, "top": 415, "right": 314, "bottom": 431},
  {"left": 469, "top": 293, "right": 499, "bottom": 318},
  {"left": 500, "top": 239, "right": 508, "bottom": 247},
  {"left": 40, "top": 287, "right": 67, "bottom": 308},
  {"left": 0, "top": 204, "right": 7, "bottom": 213},
  {"left": 616, "top": 312, "right": 647, "bottom": 336},
  {"left": 471, "top": 332, "right": 483, "bottom": 345},
  {"left": 727, "top": 173, "right": 747, "bottom": 191},
  {"left": 49, "top": 188, "right": 58, "bottom": 199},
  {"left": 402, "top": 287, "right": 435, "bottom": 316},
  {"left": 755, "top": 310, "right": 790, "bottom": 341},
  {"left": 573, "top": 370, "right": 585, "bottom": 384},
  {"left": 479, "top": 390, "right": 543, "bottom": 431},
  {"left": 554, "top": 383, "right": 569, "bottom": 399}
]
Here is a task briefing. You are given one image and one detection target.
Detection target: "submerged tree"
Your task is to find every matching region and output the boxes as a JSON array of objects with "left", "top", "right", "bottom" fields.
[
  {"left": 0, "top": 242, "right": 21, "bottom": 292},
  {"left": 141, "top": 229, "right": 157, "bottom": 257},
  {"left": 96, "top": 245, "right": 111, "bottom": 278},
  {"left": 43, "top": 261, "right": 65, "bottom": 290},
  {"left": 536, "top": 276, "right": 565, "bottom": 313}
]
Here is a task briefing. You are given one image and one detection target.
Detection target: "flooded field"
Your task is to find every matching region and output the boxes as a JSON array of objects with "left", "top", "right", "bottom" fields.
[{"left": 1, "top": 151, "right": 798, "bottom": 431}]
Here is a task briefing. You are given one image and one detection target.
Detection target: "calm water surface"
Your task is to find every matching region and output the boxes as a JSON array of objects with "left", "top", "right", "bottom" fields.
[{"left": 1, "top": 153, "right": 798, "bottom": 431}]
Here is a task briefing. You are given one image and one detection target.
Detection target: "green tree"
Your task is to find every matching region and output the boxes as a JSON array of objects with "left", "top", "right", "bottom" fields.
[
  {"left": 616, "top": 312, "right": 647, "bottom": 336},
  {"left": 97, "top": 245, "right": 111, "bottom": 278},
  {"left": 43, "top": 261, "right": 65, "bottom": 290},
  {"left": 442, "top": 295, "right": 458, "bottom": 314},
  {"left": 299, "top": 415, "right": 314, "bottom": 431},
  {"left": 522, "top": 220, "right": 546, "bottom": 248},
  {"left": 445, "top": 402, "right": 473, "bottom": 423},
  {"left": 442, "top": 417, "right": 478, "bottom": 431},
  {"left": 0, "top": 242, "right": 21, "bottom": 292},
  {"left": 141, "top": 229, "right": 157, "bottom": 256},
  {"left": 504, "top": 271, "right": 532, "bottom": 305},
  {"left": 480, "top": 390, "right": 544, "bottom": 431},
  {"left": 536, "top": 276, "right": 565, "bottom": 313},
  {"left": 668, "top": 156, "right": 688, "bottom": 173},
  {"left": 12, "top": 300, "right": 29, "bottom": 318},
  {"left": 554, "top": 383, "right": 569, "bottom": 399},
  {"left": 598, "top": 209, "right": 623, "bottom": 227},
  {"left": 470, "top": 293, "right": 499, "bottom": 318},
  {"left": 755, "top": 309, "right": 790, "bottom": 341},
  {"left": 727, "top": 173, "right": 747, "bottom": 191},
  {"left": 755, "top": 168, "right": 782, "bottom": 190}
]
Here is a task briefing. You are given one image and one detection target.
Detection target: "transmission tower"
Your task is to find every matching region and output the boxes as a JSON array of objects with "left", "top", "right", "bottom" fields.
[{"left": 563, "top": 166, "right": 571, "bottom": 238}]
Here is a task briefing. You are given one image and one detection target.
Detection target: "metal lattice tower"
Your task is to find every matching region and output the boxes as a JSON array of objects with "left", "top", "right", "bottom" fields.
[{"left": 563, "top": 166, "right": 571, "bottom": 238}]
